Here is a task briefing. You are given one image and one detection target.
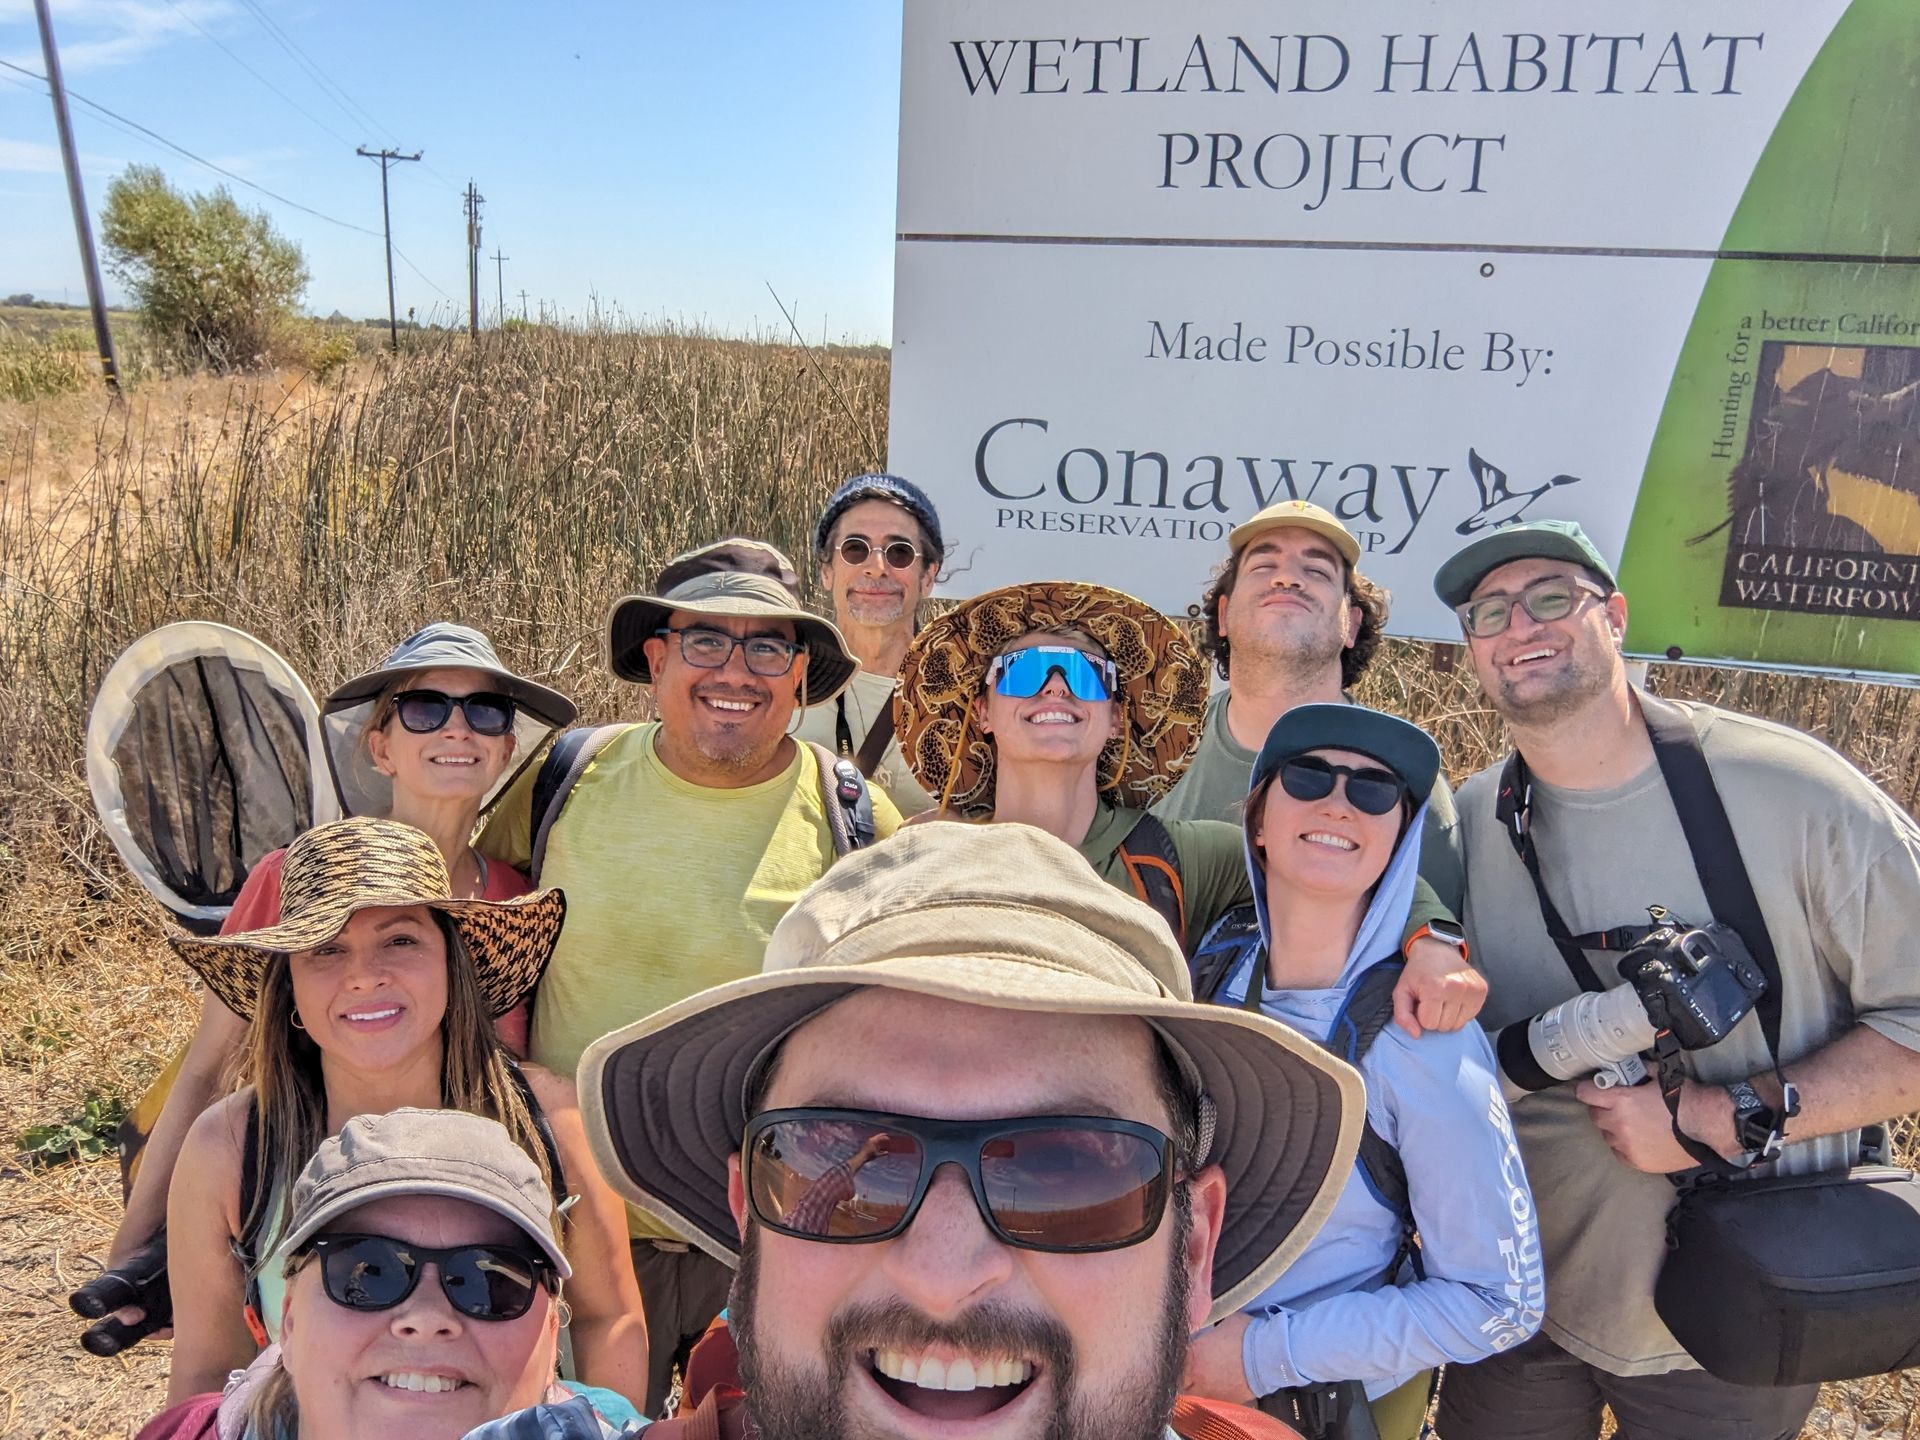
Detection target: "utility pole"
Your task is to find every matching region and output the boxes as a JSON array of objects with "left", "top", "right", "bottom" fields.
[
  {"left": 463, "top": 181, "right": 484, "bottom": 340},
  {"left": 491, "top": 249, "right": 508, "bottom": 326},
  {"left": 518, "top": 289, "right": 529, "bottom": 323},
  {"left": 34, "top": 0, "right": 119, "bottom": 392},
  {"left": 357, "top": 145, "right": 421, "bottom": 350}
]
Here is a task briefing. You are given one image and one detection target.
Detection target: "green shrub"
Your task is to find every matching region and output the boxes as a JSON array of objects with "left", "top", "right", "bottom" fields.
[
  {"left": 101, "top": 164, "right": 309, "bottom": 372},
  {"left": 0, "top": 329, "right": 85, "bottom": 401}
]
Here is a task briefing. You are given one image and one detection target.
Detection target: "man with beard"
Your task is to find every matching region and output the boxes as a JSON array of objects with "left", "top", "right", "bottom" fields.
[
  {"left": 479, "top": 538, "right": 902, "bottom": 1414},
  {"left": 795, "top": 473, "right": 945, "bottom": 815},
  {"left": 1156, "top": 502, "right": 1466, "bottom": 913},
  {"left": 577, "top": 822, "right": 1363, "bottom": 1440},
  {"left": 1433, "top": 520, "right": 1920, "bottom": 1440}
]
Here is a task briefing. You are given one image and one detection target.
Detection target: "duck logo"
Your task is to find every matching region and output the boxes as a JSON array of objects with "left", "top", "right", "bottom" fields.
[{"left": 1456, "top": 449, "right": 1582, "bottom": 535}]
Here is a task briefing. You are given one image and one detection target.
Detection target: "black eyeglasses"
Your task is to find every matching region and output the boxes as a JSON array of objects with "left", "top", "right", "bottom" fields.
[
  {"left": 744, "top": 1108, "right": 1173, "bottom": 1253},
  {"left": 657, "top": 626, "right": 803, "bottom": 677},
  {"left": 390, "top": 689, "right": 517, "bottom": 737},
  {"left": 285, "top": 1233, "right": 556, "bottom": 1321},
  {"left": 836, "top": 535, "right": 922, "bottom": 571},
  {"left": 1456, "top": 575, "right": 1609, "bottom": 640},
  {"left": 1277, "top": 756, "right": 1408, "bottom": 816}
]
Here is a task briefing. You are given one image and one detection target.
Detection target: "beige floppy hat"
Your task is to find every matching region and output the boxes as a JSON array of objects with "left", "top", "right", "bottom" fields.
[{"left": 577, "top": 822, "right": 1363, "bottom": 1324}]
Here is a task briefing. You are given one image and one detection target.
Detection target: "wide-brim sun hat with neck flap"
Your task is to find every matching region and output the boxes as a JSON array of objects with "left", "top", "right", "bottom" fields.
[
  {"left": 165, "top": 816, "right": 566, "bottom": 1021},
  {"left": 604, "top": 538, "right": 859, "bottom": 704},
  {"left": 577, "top": 821, "right": 1364, "bottom": 1324},
  {"left": 322, "top": 622, "right": 577, "bottom": 820},
  {"left": 894, "top": 581, "right": 1208, "bottom": 816}
]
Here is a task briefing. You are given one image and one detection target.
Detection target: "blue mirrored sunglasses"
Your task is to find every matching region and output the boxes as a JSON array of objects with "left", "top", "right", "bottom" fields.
[{"left": 987, "top": 646, "right": 1117, "bottom": 702}]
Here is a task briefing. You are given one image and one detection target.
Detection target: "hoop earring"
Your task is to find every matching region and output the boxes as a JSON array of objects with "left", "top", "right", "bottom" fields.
[{"left": 290, "top": 1010, "right": 307, "bottom": 1031}]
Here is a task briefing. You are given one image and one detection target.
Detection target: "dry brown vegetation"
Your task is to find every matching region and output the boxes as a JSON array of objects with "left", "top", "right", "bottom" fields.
[{"left": 0, "top": 328, "right": 1912, "bottom": 1436}]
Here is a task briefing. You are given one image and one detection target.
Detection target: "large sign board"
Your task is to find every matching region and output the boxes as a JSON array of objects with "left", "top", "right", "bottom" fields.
[{"left": 889, "top": 0, "right": 1920, "bottom": 678}]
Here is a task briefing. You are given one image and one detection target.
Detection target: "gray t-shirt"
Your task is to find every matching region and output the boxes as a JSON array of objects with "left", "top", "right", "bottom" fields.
[
  {"left": 793, "top": 668, "right": 935, "bottom": 816},
  {"left": 1154, "top": 689, "right": 1466, "bottom": 914},
  {"left": 1458, "top": 700, "right": 1920, "bottom": 1375}
]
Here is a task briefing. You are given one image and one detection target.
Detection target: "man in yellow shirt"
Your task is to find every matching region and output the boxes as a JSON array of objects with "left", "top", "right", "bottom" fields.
[{"left": 481, "top": 538, "right": 901, "bottom": 1413}]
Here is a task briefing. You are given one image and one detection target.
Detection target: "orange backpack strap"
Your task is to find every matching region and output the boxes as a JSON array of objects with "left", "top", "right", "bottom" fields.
[
  {"left": 642, "top": 1385, "right": 749, "bottom": 1440},
  {"left": 1172, "top": 1395, "right": 1305, "bottom": 1440},
  {"left": 679, "top": 1311, "right": 742, "bottom": 1415},
  {"left": 1116, "top": 813, "right": 1187, "bottom": 950}
]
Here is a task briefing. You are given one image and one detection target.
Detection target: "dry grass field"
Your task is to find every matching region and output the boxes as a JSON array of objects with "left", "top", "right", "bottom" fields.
[{"left": 0, "top": 327, "right": 1914, "bottom": 1437}]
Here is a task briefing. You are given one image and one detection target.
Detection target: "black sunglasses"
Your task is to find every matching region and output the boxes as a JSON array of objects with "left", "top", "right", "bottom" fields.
[
  {"left": 836, "top": 535, "right": 922, "bottom": 571},
  {"left": 390, "top": 689, "right": 517, "bottom": 737},
  {"left": 285, "top": 1233, "right": 556, "bottom": 1321},
  {"left": 1277, "top": 755, "right": 1408, "bottom": 816},
  {"left": 744, "top": 1107, "right": 1173, "bottom": 1253}
]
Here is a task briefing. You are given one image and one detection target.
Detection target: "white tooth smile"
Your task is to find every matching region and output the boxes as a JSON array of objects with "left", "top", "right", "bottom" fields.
[
  {"left": 379, "top": 1372, "right": 466, "bottom": 1393},
  {"left": 1027, "top": 711, "right": 1077, "bottom": 724},
  {"left": 347, "top": 1007, "right": 400, "bottom": 1021},
  {"left": 705, "top": 698, "right": 755, "bottom": 712},
  {"left": 872, "top": 1348, "right": 1033, "bottom": 1392},
  {"left": 430, "top": 755, "right": 478, "bottom": 765},
  {"left": 1509, "top": 648, "right": 1557, "bottom": 666},
  {"left": 1303, "top": 831, "right": 1358, "bottom": 851}
]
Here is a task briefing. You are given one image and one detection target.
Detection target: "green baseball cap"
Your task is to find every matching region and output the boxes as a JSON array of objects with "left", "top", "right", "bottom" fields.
[{"left": 1432, "top": 519, "right": 1616, "bottom": 609}]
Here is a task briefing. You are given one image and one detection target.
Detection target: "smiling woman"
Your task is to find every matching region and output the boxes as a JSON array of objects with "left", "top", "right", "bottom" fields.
[{"left": 156, "top": 818, "right": 648, "bottom": 1413}]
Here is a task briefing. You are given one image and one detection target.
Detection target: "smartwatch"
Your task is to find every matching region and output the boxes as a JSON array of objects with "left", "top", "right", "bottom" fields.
[
  {"left": 1725, "top": 1078, "right": 1800, "bottom": 1163},
  {"left": 1407, "top": 919, "right": 1470, "bottom": 961}
]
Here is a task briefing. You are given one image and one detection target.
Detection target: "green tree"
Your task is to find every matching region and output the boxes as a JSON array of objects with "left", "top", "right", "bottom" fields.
[{"left": 100, "top": 165, "right": 309, "bottom": 370}]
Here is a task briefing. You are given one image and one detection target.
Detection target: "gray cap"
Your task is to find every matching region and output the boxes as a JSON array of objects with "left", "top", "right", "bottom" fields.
[
  {"left": 276, "top": 1107, "right": 571, "bottom": 1278},
  {"left": 1432, "top": 519, "right": 1617, "bottom": 609},
  {"left": 321, "top": 623, "right": 578, "bottom": 818}
]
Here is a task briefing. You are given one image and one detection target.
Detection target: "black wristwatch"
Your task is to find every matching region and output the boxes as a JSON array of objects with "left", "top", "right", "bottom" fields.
[{"left": 1725, "top": 1079, "right": 1800, "bottom": 1164}]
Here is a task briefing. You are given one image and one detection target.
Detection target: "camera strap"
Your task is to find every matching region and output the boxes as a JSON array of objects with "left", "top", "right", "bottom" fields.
[{"left": 1496, "top": 694, "right": 1790, "bottom": 1174}]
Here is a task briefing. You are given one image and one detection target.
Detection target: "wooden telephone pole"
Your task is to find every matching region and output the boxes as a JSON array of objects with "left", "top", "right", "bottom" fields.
[
  {"left": 491, "top": 249, "right": 508, "bottom": 326},
  {"left": 357, "top": 146, "right": 421, "bottom": 350},
  {"left": 33, "top": 0, "right": 119, "bottom": 392},
  {"left": 463, "top": 181, "right": 483, "bottom": 339}
]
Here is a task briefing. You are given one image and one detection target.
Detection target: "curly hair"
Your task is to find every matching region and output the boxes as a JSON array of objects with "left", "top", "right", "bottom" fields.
[{"left": 1196, "top": 548, "right": 1388, "bottom": 689}]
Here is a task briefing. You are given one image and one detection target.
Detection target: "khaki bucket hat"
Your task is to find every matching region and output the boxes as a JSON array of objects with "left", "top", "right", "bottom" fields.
[
  {"left": 166, "top": 816, "right": 566, "bottom": 1021},
  {"left": 894, "top": 581, "right": 1208, "bottom": 815},
  {"left": 322, "top": 622, "right": 578, "bottom": 819},
  {"left": 605, "top": 538, "right": 858, "bottom": 702},
  {"left": 577, "top": 822, "right": 1363, "bottom": 1324}
]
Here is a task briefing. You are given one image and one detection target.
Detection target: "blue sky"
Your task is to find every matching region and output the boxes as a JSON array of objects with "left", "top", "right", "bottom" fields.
[{"left": 1, "top": 1, "right": 902, "bottom": 339}]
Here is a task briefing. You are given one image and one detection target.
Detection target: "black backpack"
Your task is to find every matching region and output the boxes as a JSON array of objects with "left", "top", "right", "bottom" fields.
[
  {"left": 1190, "top": 905, "right": 1420, "bottom": 1281},
  {"left": 527, "top": 726, "right": 875, "bottom": 883}
]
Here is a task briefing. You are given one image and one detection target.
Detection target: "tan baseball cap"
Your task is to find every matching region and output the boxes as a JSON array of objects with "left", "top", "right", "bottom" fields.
[
  {"left": 1228, "top": 500, "right": 1361, "bottom": 566},
  {"left": 275, "top": 1108, "right": 571, "bottom": 1278},
  {"left": 577, "top": 821, "right": 1363, "bottom": 1324}
]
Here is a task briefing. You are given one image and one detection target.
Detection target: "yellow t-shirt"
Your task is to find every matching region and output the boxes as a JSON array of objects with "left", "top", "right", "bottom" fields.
[{"left": 479, "top": 723, "right": 901, "bottom": 1235}]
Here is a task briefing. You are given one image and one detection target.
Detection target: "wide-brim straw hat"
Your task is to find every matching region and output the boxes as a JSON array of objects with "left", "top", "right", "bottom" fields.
[
  {"left": 605, "top": 538, "right": 858, "bottom": 703},
  {"left": 895, "top": 582, "right": 1207, "bottom": 816},
  {"left": 166, "top": 817, "right": 566, "bottom": 1021},
  {"left": 322, "top": 623, "right": 577, "bottom": 819},
  {"left": 578, "top": 822, "right": 1362, "bottom": 1324}
]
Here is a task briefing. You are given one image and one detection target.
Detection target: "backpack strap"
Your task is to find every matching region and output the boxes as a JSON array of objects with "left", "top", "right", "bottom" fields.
[
  {"left": 1329, "top": 961, "right": 1420, "bottom": 1281},
  {"left": 235, "top": 1093, "right": 271, "bottom": 1345},
  {"left": 835, "top": 693, "right": 899, "bottom": 780},
  {"left": 808, "top": 741, "right": 875, "bottom": 855},
  {"left": 1116, "top": 812, "right": 1187, "bottom": 951},
  {"left": 1172, "top": 1394, "right": 1308, "bottom": 1439},
  {"left": 1189, "top": 904, "right": 1263, "bottom": 1003},
  {"left": 530, "top": 725, "right": 635, "bottom": 883}
]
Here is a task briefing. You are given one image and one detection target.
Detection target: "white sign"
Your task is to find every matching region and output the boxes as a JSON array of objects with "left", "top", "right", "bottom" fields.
[{"left": 889, "top": 1, "right": 1883, "bottom": 654}]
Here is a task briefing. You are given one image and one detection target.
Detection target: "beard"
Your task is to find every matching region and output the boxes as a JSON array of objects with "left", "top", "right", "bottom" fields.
[
  {"left": 731, "top": 1190, "right": 1194, "bottom": 1440},
  {"left": 1486, "top": 636, "right": 1615, "bottom": 729}
]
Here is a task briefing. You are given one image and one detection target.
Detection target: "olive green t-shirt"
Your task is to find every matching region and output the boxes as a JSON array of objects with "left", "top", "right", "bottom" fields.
[
  {"left": 1154, "top": 690, "right": 1466, "bottom": 915},
  {"left": 478, "top": 723, "right": 902, "bottom": 1237},
  {"left": 1459, "top": 701, "right": 1920, "bottom": 1375}
]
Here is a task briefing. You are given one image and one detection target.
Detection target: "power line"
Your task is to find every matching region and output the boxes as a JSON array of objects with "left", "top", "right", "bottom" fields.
[
  {"left": 0, "top": 57, "right": 383, "bottom": 238},
  {"left": 159, "top": 0, "right": 358, "bottom": 150},
  {"left": 232, "top": 0, "right": 392, "bottom": 148}
]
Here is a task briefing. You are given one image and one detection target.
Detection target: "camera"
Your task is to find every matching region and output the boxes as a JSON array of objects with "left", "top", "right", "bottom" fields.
[{"left": 1497, "top": 912, "right": 1768, "bottom": 1101}]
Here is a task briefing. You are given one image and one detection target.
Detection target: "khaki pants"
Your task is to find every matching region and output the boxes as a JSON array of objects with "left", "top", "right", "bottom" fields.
[{"left": 631, "top": 1239, "right": 734, "bottom": 1418}]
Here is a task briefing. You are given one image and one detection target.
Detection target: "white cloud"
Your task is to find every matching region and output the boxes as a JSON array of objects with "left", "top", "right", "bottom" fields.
[
  {"left": 0, "top": 134, "right": 119, "bottom": 174},
  {"left": 0, "top": 0, "right": 238, "bottom": 75}
]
